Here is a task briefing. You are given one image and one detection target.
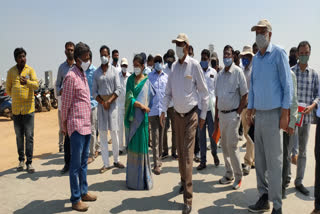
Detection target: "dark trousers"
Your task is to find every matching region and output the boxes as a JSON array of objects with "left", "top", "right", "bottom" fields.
[
  {"left": 315, "top": 117, "right": 320, "bottom": 210},
  {"left": 194, "top": 129, "right": 200, "bottom": 157},
  {"left": 69, "top": 131, "right": 90, "bottom": 204},
  {"left": 163, "top": 107, "right": 177, "bottom": 155},
  {"left": 64, "top": 135, "right": 71, "bottom": 167},
  {"left": 282, "top": 132, "right": 295, "bottom": 189},
  {"left": 13, "top": 112, "right": 35, "bottom": 165},
  {"left": 197, "top": 109, "right": 217, "bottom": 164}
]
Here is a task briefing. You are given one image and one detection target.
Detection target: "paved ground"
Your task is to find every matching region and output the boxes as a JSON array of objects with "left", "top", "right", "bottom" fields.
[{"left": 0, "top": 122, "right": 317, "bottom": 213}]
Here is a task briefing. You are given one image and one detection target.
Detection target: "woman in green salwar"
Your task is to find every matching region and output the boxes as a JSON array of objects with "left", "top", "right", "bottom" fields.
[{"left": 124, "top": 54, "right": 153, "bottom": 190}]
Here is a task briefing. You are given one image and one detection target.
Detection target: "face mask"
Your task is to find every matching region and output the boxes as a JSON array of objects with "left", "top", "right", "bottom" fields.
[
  {"left": 113, "top": 57, "right": 118, "bottom": 63},
  {"left": 200, "top": 61, "right": 209, "bottom": 69},
  {"left": 241, "top": 58, "right": 250, "bottom": 67},
  {"left": 154, "top": 62, "right": 162, "bottom": 72},
  {"left": 256, "top": 34, "right": 269, "bottom": 50},
  {"left": 176, "top": 46, "right": 185, "bottom": 60},
  {"left": 134, "top": 67, "right": 141, "bottom": 76},
  {"left": 147, "top": 65, "right": 153, "bottom": 70},
  {"left": 100, "top": 56, "right": 109, "bottom": 65},
  {"left": 289, "top": 56, "right": 297, "bottom": 67},
  {"left": 80, "top": 59, "right": 90, "bottom": 71},
  {"left": 299, "top": 55, "right": 309, "bottom": 65},
  {"left": 211, "top": 60, "right": 217, "bottom": 68},
  {"left": 168, "top": 62, "right": 173, "bottom": 69},
  {"left": 121, "top": 67, "right": 127, "bottom": 73},
  {"left": 223, "top": 58, "right": 233, "bottom": 67}
]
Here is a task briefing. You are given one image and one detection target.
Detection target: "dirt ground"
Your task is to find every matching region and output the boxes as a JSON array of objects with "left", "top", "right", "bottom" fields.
[{"left": 0, "top": 109, "right": 60, "bottom": 171}]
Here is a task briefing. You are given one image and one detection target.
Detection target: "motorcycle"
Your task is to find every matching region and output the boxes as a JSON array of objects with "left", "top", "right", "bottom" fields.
[
  {"left": 34, "top": 87, "right": 42, "bottom": 112},
  {"left": 41, "top": 84, "right": 51, "bottom": 111},
  {"left": 49, "top": 87, "right": 58, "bottom": 109},
  {"left": 0, "top": 86, "right": 13, "bottom": 120}
]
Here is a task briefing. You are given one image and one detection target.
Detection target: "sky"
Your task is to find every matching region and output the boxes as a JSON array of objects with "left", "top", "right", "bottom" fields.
[{"left": 0, "top": 0, "right": 319, "bottom": 81}]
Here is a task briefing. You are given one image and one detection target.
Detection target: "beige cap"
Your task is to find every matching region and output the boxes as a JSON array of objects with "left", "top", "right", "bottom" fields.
[
  {"left": 172, "top": 33, "right": 190, "bottom": 45},
  {"left": 240, "top": 45, "right": 254, "bottom": 56},
  {"left": 120, "top": 58, "right": 128, "bottom": 66},
  {"left": 251, "top": 19, "right": 272, "bottom": 32}
]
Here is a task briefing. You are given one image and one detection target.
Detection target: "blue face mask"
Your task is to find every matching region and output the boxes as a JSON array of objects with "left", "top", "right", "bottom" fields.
[
  {"left": 200, "top": 61, "right": 209, "bottom": 69},
  {"left": 223, "top": 58, "right": 233, "bottom": 67},
  {"left": 242, "top": 58, "right": 250, "bottom": 67},
  {"left": 154, "top": 62, "right": 163, "bottom": 71}
]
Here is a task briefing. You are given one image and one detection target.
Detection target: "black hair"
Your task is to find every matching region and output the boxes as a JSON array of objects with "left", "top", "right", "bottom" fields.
[
  {"left": 201, "top": 49, "right": 210, "bottom": 58},
  {"left": 234, "top": 50, "right": 240, "bottom": 56},
  {"left": 147, "top": 54, "right": 154, "bottom": 62},
  {"left": 65, "top": 41, "right": 75, "bottom": 49},
  {"left": 167, "top": 49, "right": 175, "bottom": 57},
  {"left": 140, "top": 52, "right": 147, "bottom": 63},
  {"left": 112, "top": 49, "right": 119, "bottom": 56},
  {"left": 189, "top": 45, "right": 194, "bottom": 52},
  {"left": 14, "top": 48, "right": 27, "bottom": 59},
  {"left": 163, "top": 53, "right": 168, "bottom": 62},
  {"left": 223, "top": 45, "right": 234, "bottom": 55},
  {"left": 100, "top": 45, "right": 110, "bottom": 55},
  {"left": 153, "top": 55, "right": 163, "bottom": 63},
  {"left": 133, "top": 54, "right": 144, "bottom": 66},
  {"left": 74, "top": 42, "right": 90, "bottom": 60},
  {"left": 297, "top": 41, "right": 311, "bottom": 51},
  {"left": 89, "top": 50, "right": 92, "bottom": 61}
]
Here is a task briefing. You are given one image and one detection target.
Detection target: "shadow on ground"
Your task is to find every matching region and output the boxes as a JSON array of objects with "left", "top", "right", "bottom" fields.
[{"left": 13, "top": 199, "right": 70, "bottom": 214}]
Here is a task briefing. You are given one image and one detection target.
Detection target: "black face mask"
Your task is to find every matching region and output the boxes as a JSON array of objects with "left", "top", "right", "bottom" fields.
[
  {"left": 289, "top": 56, "right": 297, "bottom": 67},
  {"left": 168, "top": 62, "right": 173, "bottom": 69},
  {"left": 113, "top": 57, "right": 119, "bottom": 63},
  {"left": 211, "top": 60, "right": 217, "bottom": 68}
]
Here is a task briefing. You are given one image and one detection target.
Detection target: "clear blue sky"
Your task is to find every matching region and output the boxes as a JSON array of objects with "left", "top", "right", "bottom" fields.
[{"left": 0, "top": 0, "right": 319, "bottom": 80}]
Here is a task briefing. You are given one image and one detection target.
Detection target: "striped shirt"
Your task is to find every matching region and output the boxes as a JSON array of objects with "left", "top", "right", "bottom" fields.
[
  {"left": 61, "top": 65, "right": 91, "bottom": 136},
  {"left": 6, "top": 64, "right": 39, "bottom": 115},
  {"left": 292, "top": 64, "right": 319, "bottom": 124}
]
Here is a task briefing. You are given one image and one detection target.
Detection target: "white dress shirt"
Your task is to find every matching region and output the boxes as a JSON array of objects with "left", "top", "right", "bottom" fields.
[{"left": 198, "top": 66, "right": 217, "bottom": 111}]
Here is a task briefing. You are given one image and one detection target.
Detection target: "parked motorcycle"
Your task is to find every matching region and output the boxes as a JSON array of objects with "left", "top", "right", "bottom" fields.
[
  {"left": 34, "top": 87, "right": 42, "bottom": 112},
  {"left": 41, "top": 83, "right": 51, "bottom": 111},
  {"left": 49, "top": 87, "right": 58, "bottom": 109},
  {"left": 0, "top": 86, "right": 13, "bottom": 120}
]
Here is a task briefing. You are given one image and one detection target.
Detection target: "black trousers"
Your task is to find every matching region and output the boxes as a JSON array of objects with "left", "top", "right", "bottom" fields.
[
  {"left": 64, "top": 135, "right": 71, "bottom": 167},
  {"left": 315, "top": 117, "right": 320, "bottom": 210}
]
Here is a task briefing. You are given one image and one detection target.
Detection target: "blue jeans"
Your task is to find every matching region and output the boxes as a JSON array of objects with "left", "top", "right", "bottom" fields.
[
  {"left": 13, "top": 112, "right": 35, "bottom": 164},
  {"left": 198, "top": 109, "right": 217, "bottom": 164},
  {"left": 69, "top": 131, "right": 90, "bottom": 204}
]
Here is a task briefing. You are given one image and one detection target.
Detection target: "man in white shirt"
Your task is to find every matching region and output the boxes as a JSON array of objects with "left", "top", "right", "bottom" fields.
[
  {"left": 111, "top": 49, "right": 121, "bottom": 73},
  {"left": 196, "top": 49, "right": 220, "bottom": 170},
  {"left": 117, "top": 58, "right": 130, "bottom": 154}
]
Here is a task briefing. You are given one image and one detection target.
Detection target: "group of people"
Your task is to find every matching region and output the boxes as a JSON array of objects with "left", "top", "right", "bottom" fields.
[{"left": 5, "top": 19, "right": 320, "bottom": 214}]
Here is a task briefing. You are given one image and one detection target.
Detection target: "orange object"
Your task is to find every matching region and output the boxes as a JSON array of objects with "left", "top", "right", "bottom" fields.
[{"left": 212, "top": 125, "right": 221, "bottom": 144}]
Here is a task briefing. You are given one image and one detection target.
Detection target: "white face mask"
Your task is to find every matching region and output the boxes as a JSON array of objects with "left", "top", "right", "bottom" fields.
[
  {"left": 80, "top": 60, "right": 90, "bottom": 71},
  {"left": 100, "top": 56, "right": 109, "bottom": 65},
  {"left": 134, "top": 67, "right": 141, "bottom": 76},
  {"left": 121, "top": 67, "right": 127, "bottom": 73},
  {"left": 176, "top": 46, "right": 185, "bottom": 60},
  {"left": 256, "top": 34, "right": 269, "bottom": 50}
]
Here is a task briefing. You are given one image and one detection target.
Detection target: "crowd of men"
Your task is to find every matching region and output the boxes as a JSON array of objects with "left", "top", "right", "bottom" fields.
[{"left": 5, "top": 19, "right": 320, "bottom": 214}]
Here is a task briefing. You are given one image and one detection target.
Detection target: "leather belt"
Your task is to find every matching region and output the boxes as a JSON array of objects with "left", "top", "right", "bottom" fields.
[
  {"left": 175, "top": 106, "right": 197, "bottom": 118},
  {"left": 220, "top": 108, "right": 238, "bottom": 114}
]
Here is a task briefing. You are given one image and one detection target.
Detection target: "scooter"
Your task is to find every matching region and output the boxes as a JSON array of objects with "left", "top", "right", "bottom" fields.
[{"left": 0, "top": 86, "right": 13, "bottom": 120}]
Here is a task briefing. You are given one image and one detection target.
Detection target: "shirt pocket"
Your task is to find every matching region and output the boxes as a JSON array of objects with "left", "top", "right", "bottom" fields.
[{"left": 184, "top": 76, "right": 193, "bottom": 94}]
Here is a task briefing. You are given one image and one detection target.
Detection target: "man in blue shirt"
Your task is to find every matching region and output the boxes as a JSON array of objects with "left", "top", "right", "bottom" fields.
[
  {"left": 247, "top": 19, "right": 293, "bottom": 214},
  {"left": 148, "top": 55, "right": 168, "bottom": 175},
  {"left": 86, "top": 51, "right": 100, "bottom": 164}
]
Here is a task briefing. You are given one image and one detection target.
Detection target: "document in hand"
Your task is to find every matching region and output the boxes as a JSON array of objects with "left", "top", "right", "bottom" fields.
[
  {"left": 212, "top": 124, "right": 220, "bottom": 144},
  {"left": 296, "top": 103, "right": 306, "bottom": 127}
]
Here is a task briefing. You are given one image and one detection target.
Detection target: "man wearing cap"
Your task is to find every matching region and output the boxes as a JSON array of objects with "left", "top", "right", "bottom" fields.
[
  {"left": 247, "top": 19, "right": 293, "bottom": 214},
  {"left": 160, "top": 33, "right": 209, "bottom": 214},
  {"left": 214, "top": 45, "right": 248, "bottom": 190},
  {"left": 163, "top": 49, "right": 178, "bottom": 159},
  {"left": 239, "top": 45, "right": 255, "bottom": 176},
  {"left": 117, "top": 58, "right": 130, "bottom": 154}
]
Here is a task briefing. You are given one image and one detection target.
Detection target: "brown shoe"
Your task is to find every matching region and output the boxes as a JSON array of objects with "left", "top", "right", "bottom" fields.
[
  {"left": 114, "top": 162, "right": 125, "bottom": 168},
  {"left": 99, "top": 166, "right": 110, "bottom": 174},
  {"left": 153, "top": 166, "right": 161, "bottom": 175},
  {"left": 72, "top": 200, "right": 88, "bottom": 212},
  {"left": 291, "top": 155, "right": 298, "bottom": 165},
  {"left": 81, "top": 192, "right": 97, "bottom": 202},
  {"left": 87, "top": 157, "right": 94, "bottom": 165}
]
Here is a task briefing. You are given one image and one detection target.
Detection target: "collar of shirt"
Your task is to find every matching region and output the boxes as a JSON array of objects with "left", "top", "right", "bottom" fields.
[
  {"left": 222, "top": 63, "right": 236, "bottom": 73},
  {"left": 257, "top": 43, "right": 273, "bottom": 57},
  {"left": 295, "top": 63, "right": 310, "bottom": 73}
]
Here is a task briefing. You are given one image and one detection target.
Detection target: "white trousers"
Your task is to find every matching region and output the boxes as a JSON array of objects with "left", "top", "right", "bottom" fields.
[
  {"left": 100, "top": 130, "right": 119, "bottom": 167},
  {"left": 117, "top": 109, "right": 125, "bottom": 151}
]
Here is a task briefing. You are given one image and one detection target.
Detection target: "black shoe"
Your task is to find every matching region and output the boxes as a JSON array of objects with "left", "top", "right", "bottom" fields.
[
  {"left": 172, "top": 153, "right": 178, "bottom": 160},
  {"left": 26, "top": 164, "right": 35, "bottom": 173},
  {"left": 17, "top": 161, "right": 24, "bottom": 172},
  {"left": 60, "top": 165, "right": 69, "bottom": 174},
  {"left": 295, "top": 184, "right": 310, "bottom": 196},
  {"left": 271, "top": 207, "right": 282, "bottom": 214},
  {"left": 248, "top": 194, "right": 270, "bottom": 213},
  {"left": 214, "top": 155, "right": 220, "bottom": 166},
  {"left": 182, "top": 204, "right": 192, "bottom": 214},
  {"left": 59, "top": 147, "right": 64, "bottom": 153},
  {"left": 285, "top": 179, "right": 290, "bottom": 188},
  {"left": 197, "top": 163, "right": 206, "bottom": 170},
  {"left": 179, "top": 185, "right": 184, "bottom": 194},
  {"left": 282, "top": 188, "right": 286, "bottom": 199},
  {"left": 193, "top": 157, "right": 201, "bottom": 163},
  {"left": 119, "top": 150, "right": 123, "bottom": 155},
  {"left": 161, "top": 152, "right": 169, "bottom": 159}
]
